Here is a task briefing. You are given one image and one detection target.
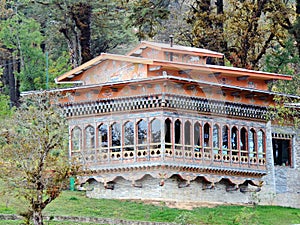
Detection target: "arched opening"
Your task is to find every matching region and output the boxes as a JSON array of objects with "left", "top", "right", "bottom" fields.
[
  {"left": 257, "top": 130, "right": 265, "bottom": 159},
  {"left": 174, "top": 119, "right": 182, "bottom": 151},
  {"left": 240, "top": 127, "right": 247, "bottom": 156},
  {"left": 249, "top": 128, "right": 256, "bottom": 157},
  {"left": 151, "top": 119, "right": 161, "bottom": 151},
  {"left": 165, "top": 118, "right": 172, "bottom": 149},
  {"left": 85, "top": 125, "right": 95, "bottom": 149},
  {"left": 98, "top": 124, "right": 108, "bottom": 148},
  {"left": 213, "top": 124, "right": 220, "bottom": 154},
  {"left": 203, "top": 123, "right": 210, "bottom": 148},
  {"left": 137, "top": 120, "right": 148, "bottom": 155},
  {"left": 184, "top": 121, "right": 192, "bottom": 154},
  {"left": 71, "top": 126, "right": 82, "bottom": 151},
  {"left": 222, "top": 125, "right": 229, "bottom": 154},
  {"left": 111, "top": 122, "right": 121, "bottom": 153},
  {"left": 124, "top": 121, "right": 134, "bottom": 154},
  {"left": 194, "top": 122, "right": 201, "bottom": 152},
  {"left": 231, "top": 126, "right": 238, "bottom": 155}
]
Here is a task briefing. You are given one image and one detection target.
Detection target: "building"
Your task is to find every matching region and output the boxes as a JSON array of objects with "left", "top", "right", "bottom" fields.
[{"left": 56, "top": 41, "right": 300, "bottom": 208}]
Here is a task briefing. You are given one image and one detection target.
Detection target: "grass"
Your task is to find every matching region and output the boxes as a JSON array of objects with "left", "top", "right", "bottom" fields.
[{"left": 0, "top": 190, "right": 300, "bottom": 225}]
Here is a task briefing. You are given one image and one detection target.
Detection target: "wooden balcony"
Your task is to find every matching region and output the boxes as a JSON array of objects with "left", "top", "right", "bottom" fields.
[{"left": 71, "top": 144, "right": 267, "bottom": 173}]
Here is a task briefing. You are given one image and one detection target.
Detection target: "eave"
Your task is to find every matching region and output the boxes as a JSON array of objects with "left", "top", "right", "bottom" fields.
[
  {"left": 56, "top": 53, "right": 292, "bottom": 84},
  {"left": 152, "top": 60, "right": 293, "bottom": 81},
  {"left": 35, "top": 75, "right": 300, "bottom": 101}
]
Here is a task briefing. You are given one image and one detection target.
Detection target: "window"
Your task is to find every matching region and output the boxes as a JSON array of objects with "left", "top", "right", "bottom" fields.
[
  {"left": 85, "top": 125, "right": 95, "bottom": 149},
  {"left": 137, "top": 120, "right": 147, "bottom": 148},
  {"left": 165, "top": 118, "right": 172, "bottom": 148},
  {"left": 71, "top": 127, "right": 82, "bottom": 151},
  {"left": 98, "top": 124, "right": 108, "bottom": 148},
  {"left": 213, "top": 124, "right": 220, "bottom": 149},
  {"left": 257, "top": 130, "right": 265, "bottom": 158},
  {"left": 111, "top": 123, "right": 121, "bottom": 152},
  {"left": 273, "top": 138, "right": 292, "bottom": 166},
  {"left": 184, "top": 121, "right": 191, "bottom": 145},
  {"left": 249, "top": 128, "right": 255, "bottom": 157},
  {"left": 124, "top": 121, "right": 134, "bottom": 151},
  {"left": 231, "top": 126, "right": 238, "bottom": 150},
  {"left": 222, "top": 125, "right": 229, "bottom": 150},
  {"left": 151, "top": 119, "right": 161, "bottom": 149},
  {"left": 204, "top": 123, "right": 210, "bottom": 147},
  {"left": 184, "top": 121, "right": 192, "bottom": 151},
  {"left": 240, "top": 127, "right": 247, "bottom": 156},
  {"left": 194, "top": 122, "right": 201, "bottom": 151},
  {"left": 174, "top": 119, "right": 182, "bottom": 147}
]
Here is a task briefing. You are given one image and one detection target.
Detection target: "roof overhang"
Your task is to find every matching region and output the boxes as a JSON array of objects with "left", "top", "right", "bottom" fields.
[{"left": 56, "top": 54, "right": 292, "bottom": 84}]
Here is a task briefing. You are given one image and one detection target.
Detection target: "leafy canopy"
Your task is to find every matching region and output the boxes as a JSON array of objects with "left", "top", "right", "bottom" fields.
[{"left": 0, "top": 91, "right": 76, "bottom": 225}]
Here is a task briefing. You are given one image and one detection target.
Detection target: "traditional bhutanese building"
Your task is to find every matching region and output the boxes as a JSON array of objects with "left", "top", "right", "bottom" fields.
[{"left": 55, "top": 41, "right": 300, "bottom": 208}]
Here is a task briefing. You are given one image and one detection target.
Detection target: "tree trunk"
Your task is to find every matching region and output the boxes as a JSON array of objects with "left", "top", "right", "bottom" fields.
[
  {"left": 32, "top": 209, "right": 44, "bottom": 225},
  {"left": 1, "top": 53, "right": 20, "bottom": 107},
  {"left": 71, "top": 2, "right": 92, "bottom": 64}
]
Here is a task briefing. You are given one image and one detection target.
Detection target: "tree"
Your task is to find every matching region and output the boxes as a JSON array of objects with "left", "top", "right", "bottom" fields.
[
  {"left": 264, "top": 38, "right": 300, "bottom": 127},
  {"left": 273, "top": 0, "right": 300, "bottom": 58},
  {"left": 0, "top": 12, "right": 46, "bottom": 92},
  {"left": 0, "top": 66, "right": 12, "bottom": 118},
  {"left": 0, "top": 91, "right": 76, "bottom": 225},
  {"left": 29, "top": 0, "right": 136, "bottom": 67},
  {"left": 185, "top": 0, "right": 291, "bottom": 69},
  {"left": 125, "top": 0, "right": 170, "bottom": 40}
]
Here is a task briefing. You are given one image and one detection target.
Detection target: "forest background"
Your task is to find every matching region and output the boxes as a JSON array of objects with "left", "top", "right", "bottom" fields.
[{"left": 0, "top": 0, "right": 300, "bottom": 111}]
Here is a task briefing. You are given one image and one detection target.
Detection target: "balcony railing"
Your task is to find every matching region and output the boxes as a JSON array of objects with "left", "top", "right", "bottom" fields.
[{"left": 72, "top": 144, "right": 266, "bottom": 171}]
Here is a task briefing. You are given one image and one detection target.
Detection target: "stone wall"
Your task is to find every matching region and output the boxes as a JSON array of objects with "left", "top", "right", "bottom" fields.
[
  {"left": 258, "top": 125, "right": 300, "bottom": 208},
  {"left": 86, "top": 175, "right": 259, "bottom": 206}
]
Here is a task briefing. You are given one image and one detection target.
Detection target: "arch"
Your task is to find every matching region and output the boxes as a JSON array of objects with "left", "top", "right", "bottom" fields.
[
  {"left": 85, "top": 125, "right": 95, "bottom": 149},
  {"left": 98, "top": 124, "right": 108, "bottom": 148},
  {"left": 240, "top": 127, "right": 247, "bottom": 151},
  {"left": 240, "top": 127, "right": 248, "bottom": 157},
  {"left": 111, "top": 122, "right": 121, "bottom": 152},
  {"left": 257, "top": 129, "right": 265, "bottom": 158},
  {"left": 184, "top": 121, "right": 192, "bottom": 145},
  {"left": 249, "top": 128, "right": 256, "bottom": 157},
  {"left": 137, "top": 119, "right": 148, "bottom": 145},
  {"left": 151, "top": 119, "right": 161, "bottom": 148},
  {"left": 213, "top": 124, "right": 220, "bottom": 149},
  {"left": 194, "top": 122, "right": 201, "bottom": 150},
  {"left": 231, "top": 126, "right": 238, "bottom": 151},
  {"left": 165, "top": 118, "right": 172, "bottom": 148},
  {"left": 174, "top": 119, "right": 182, "bottom": 145},
  {"left": 203, "top": 122, "right": 210, "bottom": 147},
  {"left": 222, "top": 125, "right": 229, "bottom": 150},
  {"left": 71, "top": 126, "right": 82, "bottom": 151},
  {"left": 124, "top": 121, "right": 134, "bottom": 151}
]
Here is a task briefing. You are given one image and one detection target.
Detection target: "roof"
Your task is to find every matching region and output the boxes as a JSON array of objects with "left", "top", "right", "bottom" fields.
[
  {"left": 55, "top": 52, "right": 292, "bottom": 83},
  {"left": 43, "top": 75, "right": 300, "bottom": 101},
  {"left": 127, "top": 41, "right": 224, "bottom": 58}
]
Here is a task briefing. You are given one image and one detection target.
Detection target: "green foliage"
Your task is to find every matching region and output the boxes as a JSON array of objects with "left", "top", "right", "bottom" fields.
[
  {"left": 126, "top": 0, "right": 170, "bottom": 40},
  {"left": 186, "top": 0, "right": 292, "bottom": 69},
  {"left": 265, "top": 38, "right": 300, "bottom": 95},
  {"left": 0, "top": 93, "right": 13, "bottom": 118},
  {"left": 0, "top": 92, "right": 76, "bottom": 225},
  {"left": 267, "top": 95, "right": 300, "bottom": 128},
  {"left": 233, "top": 207, "right": 259, "bottom": 225},
  {"left": 0, "top": 12, "right": 46, "bottom": 91}
]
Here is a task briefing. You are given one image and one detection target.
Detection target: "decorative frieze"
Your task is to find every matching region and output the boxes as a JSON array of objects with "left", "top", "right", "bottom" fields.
[{"left": 62, "top": 94, "right": 267, "bottom": 120}]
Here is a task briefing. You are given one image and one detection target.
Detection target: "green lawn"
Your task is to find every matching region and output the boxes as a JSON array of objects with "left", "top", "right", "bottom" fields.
[{"left": 0, "top": 190, "right": 300, "bottom": 225}]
